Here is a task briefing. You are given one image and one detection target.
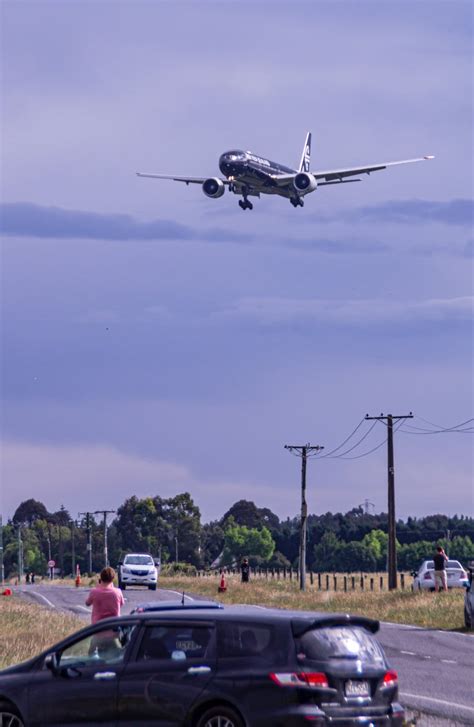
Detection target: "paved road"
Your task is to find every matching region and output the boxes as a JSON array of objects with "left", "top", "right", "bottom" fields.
[{"left": 14, "top": 584, "right": 474, "bottom": 725}]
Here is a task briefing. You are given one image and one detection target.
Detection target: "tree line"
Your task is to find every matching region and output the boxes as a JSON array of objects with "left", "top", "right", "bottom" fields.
[{"left": 2, "top": 496, "right": 474, "bottom": 578}]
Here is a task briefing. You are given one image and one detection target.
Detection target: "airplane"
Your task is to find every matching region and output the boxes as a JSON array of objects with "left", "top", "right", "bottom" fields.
[{"left": 136, "top": 132, "right": 434, "bottom": 211}]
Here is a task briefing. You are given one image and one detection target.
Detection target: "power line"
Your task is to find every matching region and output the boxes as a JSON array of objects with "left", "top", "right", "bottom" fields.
[{"left": 317, "top": 418, "right": 366, "bottom": 458}]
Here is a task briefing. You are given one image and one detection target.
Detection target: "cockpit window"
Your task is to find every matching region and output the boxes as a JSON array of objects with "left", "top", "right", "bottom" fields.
[{"left": 226, "top": 150, "right": 246, "bottom": 160}]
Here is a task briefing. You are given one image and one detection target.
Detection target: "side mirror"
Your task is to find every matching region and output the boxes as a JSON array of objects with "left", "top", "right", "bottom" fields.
[
  {"left": 45, "top": 652, "right": 60, "bottom": 675},
  {"left": 410, "top": 571, "right": 417, "bottom": 577},
  {"left": 117, "top": 562, "right": 123, "bottom": 567},
  {"left": 154, "top": 560, "right": 160, "bottom": 567}
]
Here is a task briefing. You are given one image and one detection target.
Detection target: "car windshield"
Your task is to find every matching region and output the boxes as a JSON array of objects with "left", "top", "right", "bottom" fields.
[
  {"left": 124, "top": 555, "right": 154, "bottom": 565},
  {"left": 296, "top": 626, "right": 385, "bottom": 666},
  {"left": 447, "top": 561, "right": 462, "bottom": 569}
]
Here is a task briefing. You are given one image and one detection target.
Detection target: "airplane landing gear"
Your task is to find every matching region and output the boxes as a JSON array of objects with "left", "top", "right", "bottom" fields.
[
  {"left": 239, "top": 199, "right": 253, "bottom": 211},
  {"left": 290, "top": 197, "right": 304, "bottom": 208}
]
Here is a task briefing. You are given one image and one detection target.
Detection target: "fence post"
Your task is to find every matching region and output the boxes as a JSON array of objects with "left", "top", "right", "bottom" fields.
[
  {"left": 343, "top": 576, "right": 347, "bottom": 592},
  {"left": 400, "top": 573, "right": 405, "bottom": 590},
  {"left": 333, "top": 575, "right": 337, "bottom": 591},
  {"left": 310, "top": 570, "right": 314, "bottom": 585},
  {"left": 289, "top": 567, "right": 293, "bottom": 581},
  {"left": 325, "top": 574, "right": 329, "bottom": 590},
  {"left": 318, "top": 573, "right": 321, "bottom": 590},
  {"left": 360, "top": 575, "right": 364, "bottom": 591},
  {"left": 351, "top": 576, "right": 355, "bottom": 591},
  {"left": 380, "top": 576, "right": 384, "bottom": 590},
  {"left": 370, "top": 577, "right": 374, "bottom": 591}
]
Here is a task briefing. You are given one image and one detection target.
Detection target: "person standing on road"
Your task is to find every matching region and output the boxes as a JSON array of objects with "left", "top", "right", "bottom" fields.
[
  {"left": 433, "top": 545, "right": 449, "bottom": 592},
  {"left": 240, "top": 557, "right": 250, "bottom": 583},
  {"left": 85, "top": 566, "right": 124, "bottom": 623}
]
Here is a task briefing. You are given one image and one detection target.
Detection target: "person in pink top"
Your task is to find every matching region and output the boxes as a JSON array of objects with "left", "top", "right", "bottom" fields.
[{"left": 86, "top": 566, "right": 124, "bottom": 624}]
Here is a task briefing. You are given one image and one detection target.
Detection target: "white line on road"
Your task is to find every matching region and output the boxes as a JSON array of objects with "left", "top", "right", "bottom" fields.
[
  {"left": 400, "top": 693, "right": 474, "bottom": 713},
  {"left": 400, "top": 651, "right": 416, "bottom": 656},
  {"left": 23, "top": 590, "right": 57, "bottom": 609},
  {"left": 440, "top": 659, "right": 457, "bottom": 664}
]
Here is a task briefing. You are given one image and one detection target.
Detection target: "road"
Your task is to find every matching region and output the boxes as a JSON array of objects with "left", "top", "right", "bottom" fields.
[{"left": 14, "top": 584, "right": 474, "bottom": 725}]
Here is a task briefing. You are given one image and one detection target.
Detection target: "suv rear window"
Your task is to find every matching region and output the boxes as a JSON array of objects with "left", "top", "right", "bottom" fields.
[
  {"left": 296, "top": 626, "right": 385, "bottom": 666},
  {"left": 217, "top": 622, "right": 277, "bottom": 662}
]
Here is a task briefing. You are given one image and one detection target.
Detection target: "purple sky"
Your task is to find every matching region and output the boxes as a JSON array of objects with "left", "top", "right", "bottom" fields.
[{"left": 1, "top": 1, "right": 473, "bottom": 524}]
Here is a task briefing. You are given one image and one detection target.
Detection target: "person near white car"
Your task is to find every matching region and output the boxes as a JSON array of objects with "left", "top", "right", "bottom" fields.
[{"left": 433, "top": 545, "right": 449, "bottom": 592}]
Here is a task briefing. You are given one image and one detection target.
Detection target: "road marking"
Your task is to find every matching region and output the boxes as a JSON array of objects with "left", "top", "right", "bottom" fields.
[
  {"left": 423, "top": 655, "right": 431, "bottom": 659},
  {"left": 400, "top": 692, "right": 474, "bottom": 713},
  {"left": 441, "top": 659, "right": 457, "bottom": 664},
  {"left": 400, "top": 650, "right": 416, "bottom": 655},
  {"left": 73, "top": 605, "right": 91, "bottom": 613},
  {"left": 24, "top": 590, "right": 57, "bottom": 609}
]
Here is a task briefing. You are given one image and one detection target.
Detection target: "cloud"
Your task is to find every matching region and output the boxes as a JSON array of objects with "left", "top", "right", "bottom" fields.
[
  {"left": 0, "top": 440, "right": 286, "bottom": 523},
  {"left": 0, "top": 202, "right": 250, "bottom": 244},
  {"left": 320, "top": 198, "right": 474, "bottom": 226},
  {"left": 213, "top": 296, "right": 474, "bottom": 326}
]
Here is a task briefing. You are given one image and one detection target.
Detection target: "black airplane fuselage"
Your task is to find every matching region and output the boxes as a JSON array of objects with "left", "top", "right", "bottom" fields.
[{"left": 219, "top": 150, "right": 295, "bottom": 197}]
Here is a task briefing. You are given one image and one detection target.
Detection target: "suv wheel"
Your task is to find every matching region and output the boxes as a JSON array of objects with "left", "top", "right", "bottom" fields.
[
  {"left": 148, "top": 584, "right": 157, "bottom": 591},
  {"left": 0, "top": 701, "right": 24, "bottom": 727},
  {"left": 119, "top": 581, "right": 126, "bottom": 590},
  {"left": 196, "top": 705, "right": 244, "bottom": 727}
]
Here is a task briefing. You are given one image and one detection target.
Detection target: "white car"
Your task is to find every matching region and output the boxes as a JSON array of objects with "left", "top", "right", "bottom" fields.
[
  {"left": 118, "top": 553, "right": 159, "bottom": 591},
  {"left": 412, "top": 559, "right": 467, "bottom": 591}
]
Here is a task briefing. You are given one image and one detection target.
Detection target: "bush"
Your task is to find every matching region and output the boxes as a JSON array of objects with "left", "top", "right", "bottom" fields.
[{"left": 160, "top": 562, "right": 197, "bottom": 577}]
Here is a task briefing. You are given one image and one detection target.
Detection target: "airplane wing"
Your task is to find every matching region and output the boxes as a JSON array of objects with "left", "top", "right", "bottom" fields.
[
  {"left": 268, "top": 155, "right": 434, "bottom": 186},
  {"left": 136, "top": 172, "right": 230, "bottom": 185},
  {"left": 313, "top": 156, "right": 434, "bottom": 182}
]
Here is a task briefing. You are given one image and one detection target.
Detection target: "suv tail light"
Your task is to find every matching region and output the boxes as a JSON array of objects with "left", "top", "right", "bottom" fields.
[
  {"left": 423, "top": 572, "right": 433, "bottom": 580},
  {"left": 382, "top": 670, "right": 398, "bottom": 687},
  {"left": 270, "top": 672, "right": 329, "bottom": 688}
]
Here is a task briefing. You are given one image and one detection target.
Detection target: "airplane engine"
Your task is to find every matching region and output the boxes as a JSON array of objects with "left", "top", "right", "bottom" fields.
[
  {"left": 202, "top": 177, "right": 225, "bottom": 198},
  {"left": 293, "top": 172, "right": 317, "bottom": 194}
]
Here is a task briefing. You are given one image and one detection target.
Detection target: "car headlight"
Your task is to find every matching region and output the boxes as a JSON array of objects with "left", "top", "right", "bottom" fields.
[{"left": 122, "top": 567, "right": 131, "bottom": 574}]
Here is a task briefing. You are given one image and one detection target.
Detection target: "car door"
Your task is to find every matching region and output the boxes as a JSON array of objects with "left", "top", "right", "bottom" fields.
[
  {"left": 27, "top": 622, "right": 138, "bottom": 726},
  {"left": 118, "top": 620, "right": 216, "bottom": 725}
]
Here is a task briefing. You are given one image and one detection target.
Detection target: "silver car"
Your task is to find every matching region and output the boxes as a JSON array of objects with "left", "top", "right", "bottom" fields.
[{"left": 412, "top": 559, "right": 467, "bottom": 591}]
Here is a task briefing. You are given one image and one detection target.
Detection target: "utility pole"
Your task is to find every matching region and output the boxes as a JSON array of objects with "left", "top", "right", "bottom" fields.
[
  {"left": 94, "top": 510, "right": 115, "bottom": 568},
  {"left": 0, "top": 515, "right": 4, "bottom": 586},
  {"left": 17, "top": 526, "right": 23, "bottom": 584},
  {"left": 284, "top": 443, "right": 324, "bottom": 591},
  {"left": 79, "top": 512, "right": 94, "bottom": 575},
  {"left": 70, "top": 520, "right": 76, "bottom": 576},
  {"left": 365, "top": 412, "right": 413, "bottom": 590}
]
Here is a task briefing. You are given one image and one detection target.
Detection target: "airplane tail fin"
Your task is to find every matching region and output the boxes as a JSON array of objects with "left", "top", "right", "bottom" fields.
[{"left": 298, "top": 132, "right": 312, "bottom": 173}]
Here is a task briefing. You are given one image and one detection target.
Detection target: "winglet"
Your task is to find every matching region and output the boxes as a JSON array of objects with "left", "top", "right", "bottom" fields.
[{"left": 423, "top": 155, "right": 435, "bottom": 160}]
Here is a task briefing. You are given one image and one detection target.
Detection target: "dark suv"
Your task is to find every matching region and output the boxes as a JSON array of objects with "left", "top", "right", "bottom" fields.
[{"left": 0, "top": 606, "right": 404, "bottom": 726}]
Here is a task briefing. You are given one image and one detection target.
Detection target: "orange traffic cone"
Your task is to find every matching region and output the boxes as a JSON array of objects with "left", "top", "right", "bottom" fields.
[{"left": 218, "top": 571, "right": 227, "bottom": 593}]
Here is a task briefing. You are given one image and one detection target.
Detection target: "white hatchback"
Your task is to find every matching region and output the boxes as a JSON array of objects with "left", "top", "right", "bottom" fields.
[
  {"left": 412, "top": 559, "right": 467, "bottom": 591},
  {"left": 118, "top": 553, "right": 159, "bottom": 591}
]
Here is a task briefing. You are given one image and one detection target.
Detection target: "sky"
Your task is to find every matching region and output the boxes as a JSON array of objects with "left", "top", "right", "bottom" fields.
[{"left": 1, "top": 0, "right": 473, "bottom": 525}]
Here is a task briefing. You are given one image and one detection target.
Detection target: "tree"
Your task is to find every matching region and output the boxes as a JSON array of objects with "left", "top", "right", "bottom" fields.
[
  {"left": 222, "top": 523, "right": 275, "bottom": 565},
  {"left": 12, "top": 499, "right": 49, "bottom": 526},
  {"left": 312, "top": 531, "right": 341, "bottom": 572}
]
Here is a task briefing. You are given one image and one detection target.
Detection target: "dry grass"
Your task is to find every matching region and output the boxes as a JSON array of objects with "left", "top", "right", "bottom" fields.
[
  {"left": 159, "top": 575, "right": 466, "bottom": 631},
  {"left": 0, "top": 594, "right": 83, "bottom": 669}
]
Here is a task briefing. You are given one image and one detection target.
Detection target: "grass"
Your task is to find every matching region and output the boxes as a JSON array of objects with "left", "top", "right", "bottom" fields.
[
  {"left": 0, "top": 594, "right": 83, "bottom": 669},
  {"left": 158, "top": 575, "right": 467, "bottom": 631}
]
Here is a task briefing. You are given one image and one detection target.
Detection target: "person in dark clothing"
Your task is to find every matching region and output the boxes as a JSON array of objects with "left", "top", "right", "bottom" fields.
[
  {"left": 240, "top": 558, "right": 250, "bottom": 583},
  {"left": 433, "top": 546, "right": 448, "bottom": 592}
]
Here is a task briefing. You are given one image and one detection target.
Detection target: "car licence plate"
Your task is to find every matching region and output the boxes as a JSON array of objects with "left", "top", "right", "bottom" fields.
[{"left": 345, "top": 680, "right": 370, "bottom": 697}]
